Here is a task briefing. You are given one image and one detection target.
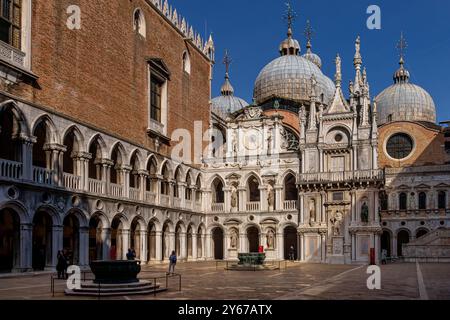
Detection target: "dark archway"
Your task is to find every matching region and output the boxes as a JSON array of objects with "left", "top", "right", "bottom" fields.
[
  {"left": 0, "top": 209, "right": 20, "bottom": 272},
  {"left": 212, "top": 227, "right": 223, "bottom": 260},
  {"left": 63, "top": 213, "right": 80, "bottom": 265},
  {"left": 187, "top": 225, "right": 193, "bottom": 259},
  {"left": 111, "top": 216, "right": 125, "bottom": 260},
  {"left": 247, "top": 226, "right": 259, "bottom": 253},
  {"left": 32, "top": 211, "right": 53, "bottom": 270},
  {"left": 0, "top": 108, "right": 21, "bottom": 162},
  {"left": 88, "top": 215, "right": 103, "bottom": 262},
  {"left": 397, "top": 230, "right": 410, "bottom": 257},
  {"left": 381, "top": 231, "right": 391, "bottom": 257},
  {"left": 284, "top": 226, "right": 297, "bottom": 260}
]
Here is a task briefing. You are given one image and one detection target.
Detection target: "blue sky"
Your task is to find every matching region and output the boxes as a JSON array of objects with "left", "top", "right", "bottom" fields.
[{"left": 171, "top": 0, "right": 450, "bottom": 122}]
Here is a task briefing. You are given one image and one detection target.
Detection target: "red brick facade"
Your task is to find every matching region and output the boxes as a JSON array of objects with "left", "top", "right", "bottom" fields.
[{"left": 5, "top": 0, "right": 211, "bottom": 159}]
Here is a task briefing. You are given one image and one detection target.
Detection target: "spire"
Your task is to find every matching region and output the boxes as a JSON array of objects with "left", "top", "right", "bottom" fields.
[
  {"left": 304, "top": 19, "right": 314, "bottom": 53},
  {"left": 279, "top": 1, "right": 300, "bottom": 56},
  {"left": 353, "top": 36, "right": 364, "bottom": 93},
  {"left": 335, "top": 54, "right": 342, "bottom": 86},
  {"left": 308, "top": 75, "right": 318, "bottom": 131},
  {"left": 220, "top": 50, "right": 234, "bottom": 96},
  {"left": 393, "top": 32, "right": 410, "bottom": 83}
]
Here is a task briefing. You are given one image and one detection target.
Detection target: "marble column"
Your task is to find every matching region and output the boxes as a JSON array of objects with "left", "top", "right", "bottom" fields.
[
  {"left": 276, "top": 232, "right": 284, "bottom": 260},
  {"left": 101, "top": 228, "right": 111, "bottom": 260},
  {"left": 205, "top": 233, "right": 212, "bottom": 259},
  {"left": 274, "top": 185, "right": 283, "bottom": 211},
  {"left": 155, "top": 231, "right": 163, "bottom": 261},
  {"left": 140, "top": 230, "right": 147, "bottom": 262},
  {"left": 16, "top": 223, "right": 33, "bottom": 272},
  {"left": 192, "top": 231, "right": 198, "bottom": 261},
  {"left": 20, "top": 137, "right": 34, "bottom": 181},
  {"left": 79, "top": 227, "right": 89, "bottom": 269},
  {"left": 180, "top": 232, "right": 187, "bottom": 260},
  {"left": 121, "top": 229, "right": 130, "bottom": 260},
  {"left": 50, "top": 225, "right": 63, "bottom": 270}
]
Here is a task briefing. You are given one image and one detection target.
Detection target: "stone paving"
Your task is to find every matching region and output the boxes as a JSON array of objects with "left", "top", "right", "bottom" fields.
[{"left": 0, "top": 261, "right": 449, "bottom": 300}]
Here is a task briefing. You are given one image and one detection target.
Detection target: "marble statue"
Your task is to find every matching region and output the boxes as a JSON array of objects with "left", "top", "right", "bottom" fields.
[
  {"left": 309, "top": 199, "right": 316, "bottom": 224},
  {"left": 230, "top": 229, "right": 238, "bottom": 249},
  {"left": 230, "top": 185, "right": 238, "bottom": 210},
  {"left": 361, "top": 202, "right": 369, "bottom": 223},
  {"left": 266, "top": 229, "right": 275, "bottom": 249},
  {"left": 267, "top": 183, "right": 275, "bottom": 210},
  {"left": 331, "top": 212, "right": 343, "bottom": 236}
]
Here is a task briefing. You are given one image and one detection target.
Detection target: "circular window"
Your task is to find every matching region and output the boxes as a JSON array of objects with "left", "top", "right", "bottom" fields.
[
  {"left": 420, "top": 221, "right": 425, "bottom": 226},
  {"left": 335, "top": 134, "right": 343, "bottom": 143},
  {"left": 440, "top": 221, "right": 445, "bottom": 226},
  {"left": 386, "top": 133, "right": 413, "bottom": 160},
  {"left": 382, "top": 222, "right": 387, "bottom": 226},
  {"left": 401, "top": 221, "right": 406, "bottom": 226}
]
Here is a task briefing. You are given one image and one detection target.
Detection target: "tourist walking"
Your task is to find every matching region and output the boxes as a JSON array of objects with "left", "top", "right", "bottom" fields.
[
  {"left": 289, "top": 245, "right": 295, "bottom": 262},
  {"left": 126, "top": 248, "right": 136, "bottom": 260},
  {"left": 168, "top": 250, "right": 177, "bottom": 275},
  {"left": 381, "top": 249, "right": 388, "bottom": 265}
]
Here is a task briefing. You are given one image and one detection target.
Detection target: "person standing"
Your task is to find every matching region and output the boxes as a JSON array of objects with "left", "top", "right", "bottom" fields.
[
  {"left": 168, "top": 250, "right": 177, "bottom": 275},
  {"left": 56, "top": 250, "right": 67, "bottom": 279},
  {"left": 289, "top": 245, "right": 295, "bottom": 262}
]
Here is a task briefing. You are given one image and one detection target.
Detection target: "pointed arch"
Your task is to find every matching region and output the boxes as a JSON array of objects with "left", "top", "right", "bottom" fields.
[
  {"left": 62, "top": 125, "right": 85, "bottom": 153},
  {"left": 31, "top": 114, "right": 60, "bottom": 144},
  {"left": 87, "top": 134, "right": 107, "bottom": 159},
  {"left": 159, "top": 159, "right": 173, "bottom": 179},
  {"left": 129, "top": 149, "right": 144, "bottom": 170},
  {"left": 241, "top": 171, "right": 262, "bottom": 187},
  {"left": 109, "top": 141, "right": 127, "bottom": 165},
  {"left": 146, "top": 154, "right": 159, "bottom": 174},
  {"left": 0, "top": 100, "right": 30, "bottom": 136}
]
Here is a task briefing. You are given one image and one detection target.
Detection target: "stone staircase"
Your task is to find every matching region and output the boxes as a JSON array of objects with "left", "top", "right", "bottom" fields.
[
  {"left": 403, "top": 228, "right": 450, "bottom": 262},
  {"left": 65, "top": 280, "right": 167, "bottom": 297}
]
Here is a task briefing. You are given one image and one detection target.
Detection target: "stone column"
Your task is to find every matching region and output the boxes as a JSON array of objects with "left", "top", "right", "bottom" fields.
[
  {"left": 50, "top": 225, "right": 63, "bottom": 270},
  {"left": 79, "top": 227, "right": 89, "bottom": 269},
  {"left": 223, "top": 187, "right": 231, "bottom": 213},
  {"left": 192, "top": 231, "right": 198, "bottom": 261},
  {"left": 299, "top": 233, "right": 305, "bottom": 261},
  {"left": 239, "top": 232, "right": 246, "bottom": 253},
  {"left": 140, "top": 230, "right": 148, "bottom": 263},
  {"left": 155, "top": 231, "right": 163, "bottom": 261},
  {"left": 19, "top": 137, "right": 35, "bottom": 181},
  {"left": 168, "top": 180, "right": 176, "bottom": 208},
  {"left": 180, "top": 232, "right": 187, "bottom": 261},
  {"left": 392, "top": 235, "right": 398, "bottom": 258},
  {"left": 275, "top": 185, "right": 283, "bottom": 211},
  {"left": 16, "top": 223, "right": 33, "bottom": 272},
  {"left": 101, "top": 228, "right": 111, "bottom": 260},
  {"left": 169, "top": 231, "right": 176, "bottom": 258},
  {"left": 277, "top": 231, "right": 284, "bottom": 260},
  {"left": 138, "top": 171, "right": 148, "bottom": 201},
  {"left": 121, "top": 229, "right": 130, "bottom": 260},
  {"left": 320, "top": 232, "right": 326, "bottom": 262},
  {"left": 121, "top": 166, "right": 132, "bottom": 199},
  {"left": 179, "top": 182, "right": 187, "bottom": 208},
  {"left": 351, "top": 234, "right": 356, "bottom": 261},
  {"left": 350, "top": 190, "right": 357, "bottom": 222},
  {"left": 320, "top": 191, "right": 327, "bottom": 223},
  {"left": 374, "top": 233, "right": 380, "bottom": 264},
  {"left": 299, "top": 194, "right": 305, "bottom": 224},
  {"left": 260, "top": 186, "right": 268, "bottom": 212},
  {"left": 205, "top": 233, "right": 212, "bottom": 259},
  {"left": 374, "top": 190, "right": 380, "bottom": 223},
  {"left": 201, "top": 234, "right": 206, "bottom": 259},
  {"left": 238, "top": 187, "right": 246, "bottom": 212}
]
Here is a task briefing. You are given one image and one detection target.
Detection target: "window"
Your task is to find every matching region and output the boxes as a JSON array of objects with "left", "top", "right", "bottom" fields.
[
  {"left": 438, "top": 191, "right": 447, "bottom": 210},
  {"left": 399, "top": 192, "right": 407, "bottom": 211},
  {"left": 333, "top": 192, "right": 344, "bottom": 202},
  {"left": 182, "top": 51, "right": 191, "bottom": 74},
  {"left": 386, "top": 133, "right": 413, "bottom": 160},
  {"left": 247, "top": 177, "right": 260, "bottom": 202},
  {"left": 150, "top": 75, "right": 162, "bottom": 123},
  {"left": 0, "top": 0, "right": 21, "bottom": 48},
  {"left": 419, "top": 192, "right": 427, "bottom": 210},
  {"left": 380, "top": 192, "right": 388, "bottom": 211},
  {"left": 331, "top": 156, "right": 345, "bottom": 172},
  {"left": 212, "top": 179, "right": 224, "bottom": 204}
]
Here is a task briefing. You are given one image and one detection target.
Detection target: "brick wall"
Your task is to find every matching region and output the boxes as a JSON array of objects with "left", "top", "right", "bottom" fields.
[{"left": 6, "top": 0, "right": 211, "bottom": 161}]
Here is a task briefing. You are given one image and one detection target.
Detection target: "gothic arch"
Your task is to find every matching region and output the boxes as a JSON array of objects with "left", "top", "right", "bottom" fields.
[
  {"left": 207, "top": 174, "right": 226, "bottom": 190},
  {"left": 240, "top": 171, "right": 262, "bottom": 187},
  {"left": 159, "top": 160, "right": 173, "bottom": 179},
  {"left": 278, "top": 169, "right": 297, "bottom": 185},
  {"left": 34, "top": 204, "right": 62, "bottom": 226},
  {"left": 148, "top": 217, "right": 162, "bottom": 232},
  {"left": 128, "top": 149, "right": 144, "bottom": 170},
  {"left": 87, "top": 134, "right": 108, "bottom": 159},
  {"left": 90, "top": 211, "right": 111, "bottom": 229},
  {"left": 111, "top": 212, "right": 130, "bottom": 230},
  {"left": 162, "top": 219, "right": 175, "bottom": 233},
  {"left": 175, "top": 220, "right": 187, "bottom": 233},
  {"left": 62, "top": 125, "right": 85, "bottom": 153},
  {"left": 31, "top": 114, "right": 60, "bottom": 144},
  {"left": 63, "top": 208, "right": 89, "bottom": 229},
  {"left": 146, "top": 154, "right": 159, "bottom": 174},
  {"left": 130, "top": 215, "right": 146, "bottom": 232},
  {"left": 0, "top": 200, "right": 30, "bottom": 224},
  {"left": 109, "top": 142, "right": 127, "bottom": 165},
  {"left": 0, "top": 100, "right": 30, "bottom": 136}
]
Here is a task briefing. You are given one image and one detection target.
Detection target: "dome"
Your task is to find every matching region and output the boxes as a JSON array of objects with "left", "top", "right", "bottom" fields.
[
  {"left": 211, "top": 95, "right": 248, "bottom": 118},
  {"left": 375, "top": 59, "right": 436, "bottom": 125},
  {"left": 211, "top": 72, "right": 248, "bottom": 118},
  {"left": 253, "top": 55, "right": 335, "bottom": 105},
  {"left": 302, "top": 41, "right": 322, "bottom": 69}
]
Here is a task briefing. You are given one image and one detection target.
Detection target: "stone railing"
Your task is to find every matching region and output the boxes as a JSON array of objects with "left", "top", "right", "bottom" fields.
[
  {"left": 185, "top": 199, "right": 193, "bottom": 210},
  {"left": 145, "top": 191, "right": 156, "bottom": 203},
  {"left": 88, "top": 178, "right": 104, "bottom": 194},
  {"left": 160, "top": 194, "right": 170, "bottom": 207},
  {"left": 0, "top": 159, "right": 22, "bottom": 180},
  {"left": 173, "top": 197, "right": 182, "bottom": 208},
  {"left": 0, "top": 41, "right": 25, "bottom": 67},
  {"left": 211, "top": 203, "right": 224, "bottom": 213},
  {"left": 283, "top": 200, "right": 297, "bottom": 211},
  {"left": 110, "top": 183, "right": 123, "bottom": 198},
  {"left": 129, "top": 187, "right": 140, "bottom": 201},
  {"left": 246, "top": 201, "right": 260, "bottom": 212},
  {"left": 194, "top": 201, "right": 202, "bottom": 212},
  {"left": 32, "top": 166, "right": 54, "bottom": 185},
  {"left": 298, "top": 169, "right": 384, "bottom": 184},
  {"left": 63, "top": 172, "right": 82, "bottom": 191}
]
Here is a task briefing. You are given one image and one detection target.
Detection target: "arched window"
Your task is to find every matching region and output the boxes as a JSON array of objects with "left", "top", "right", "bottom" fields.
[
  {"left": 182, "top": 51, "right": 191, "bottom": 74},
  {"left": 247, "top": 176, "right": 260, "bottom": 202},
  {"left": 110, "top": 144, "right": 124, "bottom": 185},
  {"left": 146, "top": 157, "right": 157, "bottom": 192},
  {"left": 284, "top": 174, "right": 297, "bottom": 201},
  {"left": 0, "top": 106, "right": 22, "bottom": 162},
  {"left": 399, "top": 193, "right": 407, "bottom": 211},
  {"left": 212, "top": 178, "right": 224, "bottom": 204},
  {"left": 173, "top": 167, "right": 182, "bottom": 198},
  {"left": 32, "top": 120, "right": 50, "bottom": 169},
  {"left": 160, "top": 163, "right": 170, "bottom": 195},
  {"left": 88, "top": 137, "right": 103, "bottom": 180},
  {"left": 185, "top": 173, "right": 192, "bottom": 200},
  {"left": 133, "top": 8, "right": 146, "bottom": 37},
  {"left": 418, "top": 192, "right": 427, "bottom": 210},
  {"left": 438, "top": 191, "right": 447, "bottom": 210},
  {"left": 195, "top": 176, "right": 202, "bottom": 203},
  {"left": 129, "top": 152, "right": 140, "bottom": 189}
]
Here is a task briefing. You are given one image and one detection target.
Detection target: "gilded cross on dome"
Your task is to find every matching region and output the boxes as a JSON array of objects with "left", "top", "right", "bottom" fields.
[
  {"left": 284, "top": 1, "right": 297, "bottom": 36},
  {"left": 304, "top": 20, "right": 314, "bottom": 46},
  {"left": 223, "top": 50, "right": 232, "bottom": 75}
]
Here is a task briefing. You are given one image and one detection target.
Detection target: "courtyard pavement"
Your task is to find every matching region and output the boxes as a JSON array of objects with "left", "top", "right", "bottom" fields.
[{"left": 0, "top": 261, "right": 449, "bottom": 300}]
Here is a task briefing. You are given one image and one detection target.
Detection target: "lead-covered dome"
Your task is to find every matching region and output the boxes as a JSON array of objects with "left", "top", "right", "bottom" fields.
[
  {"left": 211, "top": 73, "right": 248, "bottom": 118},
  {"left": 375, "top": 58, "right": 436, "bottom": 125},
  {"left": 253, "top": 28, "right": 335, "bottom": 105}
]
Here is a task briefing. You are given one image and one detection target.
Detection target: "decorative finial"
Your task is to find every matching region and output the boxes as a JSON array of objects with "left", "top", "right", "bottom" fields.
[
  {"left": 354, "top": 35, "right": 362, "bottom": 67},
  {"left": 304, "top": 19, "right": 314, "bottom": 50},
  {"left": 223, "top": 49, "right": 232, "bottom": 77},
  {"left": 397, "top": 32, "right": 407, "bottom": 65},
  {"left": 284, "top": 1, "right": 297, "bottom": 37},
  {"left": 335, "top": 54, "right": 342, "bottom": 86}
]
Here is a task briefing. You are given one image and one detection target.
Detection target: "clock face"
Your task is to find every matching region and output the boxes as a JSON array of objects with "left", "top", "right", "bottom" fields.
[{"left": 243, "top": 129, "right": 261, "bottom": 150}]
